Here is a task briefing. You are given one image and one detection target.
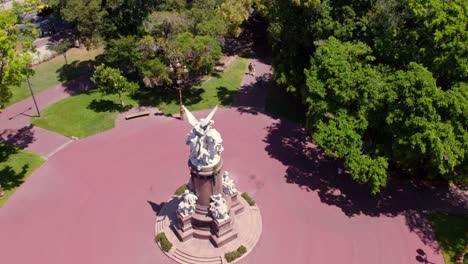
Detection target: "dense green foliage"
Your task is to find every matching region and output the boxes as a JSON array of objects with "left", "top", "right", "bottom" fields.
[
  {"left": 259, "top": 0, "right": 468, "bottom": 193},
  {"left": 60, "top": 0, "right": 153, "bottom": 46},
  {"left": 225, "top": 245, "right": 247, "bottom": 262},
  {"left": 91, "top": 65, "right": 138, "bottom": 107},
  {"left": 0, "top": 9, "right": 37, "bottom": 108},
  {"left": 54, "top": 0, "right": 251, "bottom": 90}
]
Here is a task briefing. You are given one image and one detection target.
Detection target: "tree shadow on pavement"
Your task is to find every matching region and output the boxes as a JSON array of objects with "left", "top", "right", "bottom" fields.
[
  {"left": 131, "top": 86, "right": 203, "bottom": 109},
  {"left": 233, "top": 73, "right": 272, "bottom": 114},
  {"left": 0, "top": 125, "right": 35, "bottom": 149},
  {"left": 263, "top": 118, "right": 468, "bottom": 251}
]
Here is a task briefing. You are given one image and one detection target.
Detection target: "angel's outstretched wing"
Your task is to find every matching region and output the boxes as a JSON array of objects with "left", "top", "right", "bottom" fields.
[
  {"left": 201, "top": 106, "right": 218, "bottom": 127},
  {"left": 182, "top": 105, "right": 199, "bottom": 127}
]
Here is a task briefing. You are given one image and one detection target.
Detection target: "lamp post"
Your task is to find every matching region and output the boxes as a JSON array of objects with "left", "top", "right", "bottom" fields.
[
  {"left": 169, "top": 60, "right": 189, "bottom": 120},
  {"left": 26, "top": 65, "right": 40, "bottom": 117}
]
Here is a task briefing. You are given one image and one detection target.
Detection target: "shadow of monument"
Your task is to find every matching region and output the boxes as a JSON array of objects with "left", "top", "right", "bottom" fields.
[
  {"left": 262, "top": 118, "right": 468, "bottom": 251},
  {"left": 149, "top": 197, "right": 181, "bottom": 230}
]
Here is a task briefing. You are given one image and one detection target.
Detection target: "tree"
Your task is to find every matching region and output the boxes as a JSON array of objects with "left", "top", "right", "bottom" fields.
[
  {"left": 91, "top": 65, "right": 137, "bottom": 107},
  {"left": 186, "top": 5, "right": 227, "bottom": 40},
  {"left": 385, "top": 63, "right": 467, "bottom": 181},
  {"left": 61, "top": 0, "right": 102, "bottom": 47},
  {"left": 167, "top": 32, "right": 221, "bottom": 75},
  {"left": 0, "top": 10, "right": 37, "bottom": 108},
  {"left": 137, "top": 58, "right": 172, "bottom": 88},
  {"left": 61, "top": 0, "right": 154, "bottom": 47},
  {"left": 258, "top": 0, "right": 468, "bottom": 192},
  {"left": 219, "top": 0, "right": 252, "bottom": 37},
  {"left": 304, "top": 37, "right": 389, "bottom": 193},
  {"left": 368, "top": 0, "right": 468, "bottom": 88},
  {"left": 144, "top": 11, "right": 189, "bottom": 39},
  {"left": 104, "top": 36, "right": 142, "bottom": 72}
]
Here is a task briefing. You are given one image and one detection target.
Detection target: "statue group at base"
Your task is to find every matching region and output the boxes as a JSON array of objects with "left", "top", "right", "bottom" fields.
[
  {"left": 209, "top": 194, "right": 229, "bottom": 222},
  {"left": 177, "top": 190, "right": 198, "bottom": 217}
]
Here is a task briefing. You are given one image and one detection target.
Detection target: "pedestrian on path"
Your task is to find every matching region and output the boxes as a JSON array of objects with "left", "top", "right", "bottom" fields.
[
  {"left": 252, "top": 64, "right": 256, "bottom": 77},
  {"left": 248, "top": 62, "right": 253, "bottom": 75}
]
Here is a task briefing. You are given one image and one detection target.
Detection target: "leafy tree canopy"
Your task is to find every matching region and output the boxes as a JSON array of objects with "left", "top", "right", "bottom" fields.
[
  {"left": 0, "top": 10, "right": 37, "bottom": 108},
  {"left": 91, "top": 65, "right": 137, "bottom": 107}
]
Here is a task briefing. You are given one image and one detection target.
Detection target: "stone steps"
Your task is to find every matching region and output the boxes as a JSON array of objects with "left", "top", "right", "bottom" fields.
[
  {"left": 244, "top": 207, "right": 262, "bottom": 250},
  {"left": 172, "top": 249, "right": 223, "bottom": 264}
]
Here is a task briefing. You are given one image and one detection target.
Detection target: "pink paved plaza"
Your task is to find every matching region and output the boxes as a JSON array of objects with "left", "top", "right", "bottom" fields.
[{"left": 0, "top": 106, "right": 448, "bottom": 264}]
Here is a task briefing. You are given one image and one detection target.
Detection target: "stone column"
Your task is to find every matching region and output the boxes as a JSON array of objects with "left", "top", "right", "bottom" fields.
[{"left": 189, "top": 159, "right": 223, "bottom": 231}]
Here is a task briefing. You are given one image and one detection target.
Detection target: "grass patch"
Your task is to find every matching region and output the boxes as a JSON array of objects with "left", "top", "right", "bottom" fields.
[
  {"left": 174, "top": 184, "right": 188, "bottom": 196},
  {"left": 31, "top": 90, "right": 137, "bottom": 138},
  {"left": 155, "top": 57, "right": 249, "bottom": 114},
  {"left": 225, "top": 245, "right": 247, "bottom": 262},
  {"left": 32, "top": 57, "right": 248, "bottom": 139},
  {"left": 241, "top": 192, "right": 255, "bottom": 206},
  {"left": 429, "top": 214, "right": 468, "bottom": 264},
  {"left": 8, "top": 48, "right": 103, "bottom": 107},
  {"left": 0, "top": 142, "right": 44, "bottom": 208},
  {"left": 156, "top": 232, "right": 172, "bottom": 252}
]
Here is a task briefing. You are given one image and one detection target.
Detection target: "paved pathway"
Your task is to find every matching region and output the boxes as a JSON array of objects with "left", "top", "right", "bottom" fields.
[
  {"left": 0, "top": 56, "right": 462, "bottom": 264},
  {"left": 0, "top": 78, "right": 92, "bottom": 158}
]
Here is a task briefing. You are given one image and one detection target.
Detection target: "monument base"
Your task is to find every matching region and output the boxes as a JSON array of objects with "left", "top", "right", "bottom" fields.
[
  {"left": 175, "top": 212, "right": 193, "bottom": 242},
  {"left": 210, "top": 218, "right": 238, "bottom": 247},
  {"left": 230, "top": 192, "right": 244, "bottom": 215}
]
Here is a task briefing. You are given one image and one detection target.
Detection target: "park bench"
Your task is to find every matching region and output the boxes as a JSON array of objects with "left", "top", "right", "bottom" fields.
[{"left": 125, "top": 110, "right": 151, "bottom": 120}]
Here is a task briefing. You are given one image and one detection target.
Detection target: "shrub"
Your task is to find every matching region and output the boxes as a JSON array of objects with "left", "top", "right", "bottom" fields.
[
  {"left": 225, "top": 245, "right": 247, "bottom": 262},
  {"left": 241, "top": 192, "right": 255, "bottom": 206},
  {"left": 174, "top": 184, "right": 188, "bottom": 196},
  {"left": 53, "top": 40, "right": 73, "bottom": 54},
  {"left": 156, "top": 232, "right": 172, "bottom": 252}
]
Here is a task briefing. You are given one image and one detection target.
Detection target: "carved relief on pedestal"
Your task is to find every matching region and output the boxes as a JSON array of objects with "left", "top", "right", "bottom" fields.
[
  {"left": 222, "top": 171, "right": 237, "bottom": 196},
  {"left": 177, "top": 190, "right": 198, "bottom": 217},
  {"left": 209, "top": 194, "right": 229, "bottom": 222}
]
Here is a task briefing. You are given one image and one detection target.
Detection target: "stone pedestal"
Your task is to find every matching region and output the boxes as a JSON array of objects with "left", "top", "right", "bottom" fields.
[
  {"left": 189, "top": 159, "right": 222, "bottom": 231},
  {"left": 229, "top": 192, "right": 244, "bottom": 215},
  {"left": 210, "top": 218, "right": 238, "bottom": 247},
  {"left": 175, "top": 212, "right": 193, "bottom": 242}
]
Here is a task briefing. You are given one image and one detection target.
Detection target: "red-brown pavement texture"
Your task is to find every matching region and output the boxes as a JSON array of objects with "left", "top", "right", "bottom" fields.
[
  {"left": 0, "top": 78, "right": 92, "bottom": 157},
  {"left": 0, "top": 107, "right": 448, "bottom": 264},
  {"left": 0, "top": 58, "right": 456, "bottom": 264}
]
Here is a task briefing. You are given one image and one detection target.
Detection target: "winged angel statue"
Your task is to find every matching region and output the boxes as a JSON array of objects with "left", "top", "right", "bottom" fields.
[{"left": 183, "top": 105, "right": 224, "bottom": 169}]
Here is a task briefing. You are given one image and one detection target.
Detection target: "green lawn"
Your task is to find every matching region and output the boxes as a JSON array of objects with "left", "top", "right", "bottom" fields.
[
  {"left": 31, "top": 91, "right": 137, "bottom": 138},
  {"left": 430, "top": 214, "right": 468, "bottom": 264},
  {"left": 0, "top": 143, "right": 44, "bottom": 208},
  {"left": 32, "top": 57, "right": 248, "bottom": 138},
  {"left": 156, "top": 57, "right": 249, "bottom": 114},
  {"left": 8, "top": 48, "right": 103, "bottom": 107}
]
